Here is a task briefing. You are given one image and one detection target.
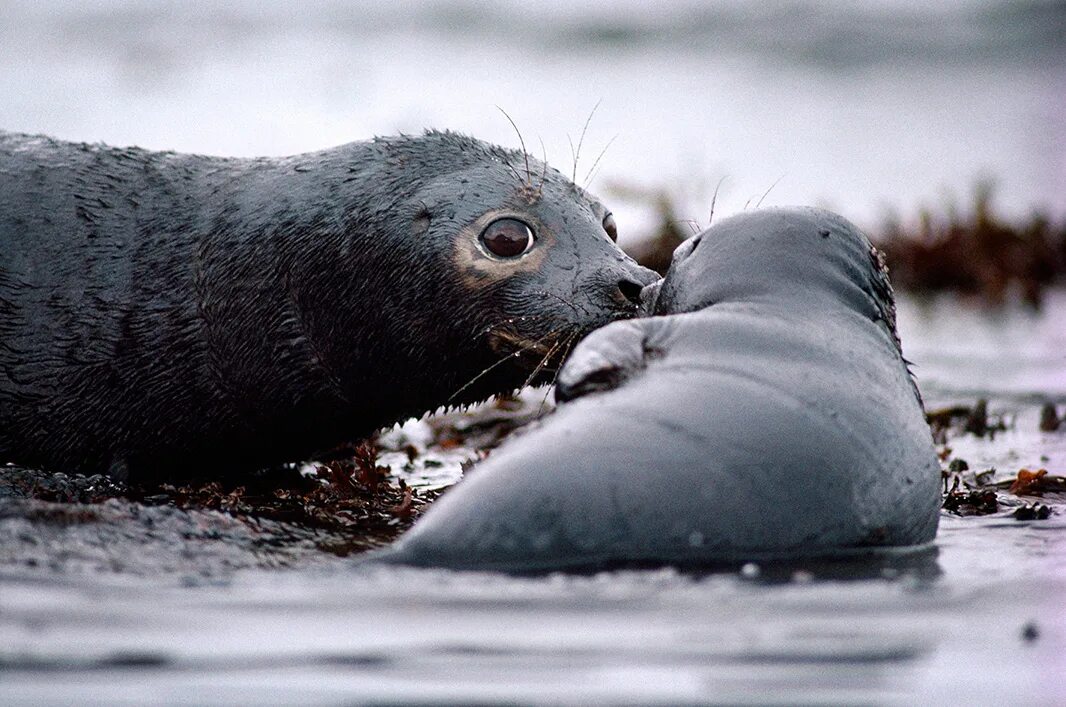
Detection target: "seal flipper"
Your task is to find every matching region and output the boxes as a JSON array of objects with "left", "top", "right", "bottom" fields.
[{"left": 555, "top": 318, "right": 670, "bottom": 403}]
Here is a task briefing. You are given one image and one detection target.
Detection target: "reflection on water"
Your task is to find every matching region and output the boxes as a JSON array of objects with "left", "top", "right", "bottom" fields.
[
  {"left": 0, "top": 525, "right": 1062, "bottom": 704},
  {"left": 1, "top": 294, "right": 1064, "bottom": 704},
  {"left": 898, "top": 288, "right": 1066, "bottom": 400}
]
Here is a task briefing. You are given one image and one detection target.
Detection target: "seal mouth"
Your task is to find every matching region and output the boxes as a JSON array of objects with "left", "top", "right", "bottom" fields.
[
  {"left": 487, "top": 326, "right": 582, "bottom": 369},
  {"left": 462, "top": 284, "right": 646, "bottom": 401},
  {"left": 488, "top": 329, "right": 557, "bottom": 359}
]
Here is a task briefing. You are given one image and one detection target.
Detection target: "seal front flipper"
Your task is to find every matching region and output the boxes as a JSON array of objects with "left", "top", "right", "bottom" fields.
[{"left": 555, "top": 318, "right": 672, "bottom": 403}]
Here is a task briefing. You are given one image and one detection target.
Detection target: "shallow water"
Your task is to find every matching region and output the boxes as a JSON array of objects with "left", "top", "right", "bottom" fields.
[
  {"left": 2, "top": 294, "right": 1064, "bottom": 705},
  {"left": 0, "top": 547, "right": 1062, "bottom": 705}
]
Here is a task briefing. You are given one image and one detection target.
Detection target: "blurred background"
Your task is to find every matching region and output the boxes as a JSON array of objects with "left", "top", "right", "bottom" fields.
[{"left": 1, "top": 0, "right": 1063, "bottom": 233}]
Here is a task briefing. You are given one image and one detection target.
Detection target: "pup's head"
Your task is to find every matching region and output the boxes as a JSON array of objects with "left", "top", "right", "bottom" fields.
[{"left": 651, "top": 206, "right": 899, "bottom": 350}]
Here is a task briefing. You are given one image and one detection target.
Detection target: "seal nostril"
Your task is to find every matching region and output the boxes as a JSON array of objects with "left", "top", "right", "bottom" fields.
[{"left": 617, "top": 279, "right": 644, "bottom": 306}]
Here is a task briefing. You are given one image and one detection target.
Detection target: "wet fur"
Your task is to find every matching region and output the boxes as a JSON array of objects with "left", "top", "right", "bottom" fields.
[{"left": 0, "top": 130, "right": 656, "bottom": 480}]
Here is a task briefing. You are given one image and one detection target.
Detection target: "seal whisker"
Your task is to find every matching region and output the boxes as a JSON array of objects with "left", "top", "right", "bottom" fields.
[
  {"left": 538, "top": 329, "right": 580, "bottom": 415},
  {"left": 447, "top": 329, "right": 562, "bottom": 404},
  {"left": 676, "top": 219, "right": 701, "bottom": 235},
  {"left": 532, "top": 290, "right": 592, "bottom": 317},
  {"left": 520, "top": 331, "right": 569, "bottom": 390},
  {"left": 474, "top": 313, "right": 556, "bottom": 342},
  {"left": 709, "top": 175, "right": 728, "bottom": 225},
  {"left": 583, "top": 134, "right": 617, "bottom": 188},
  {"left": 755, "top": 173, "right": 786, "bottom": 209},
  {"left": 567, "top": 134, "right": 578, "bottom": 184},
  {"left": 498, "top": 155, "right": 526, "bottom": 186},
  {"left": 536, "top": 136, "right": 549, "bottom": 199},
  {"left": 496, "top": 106, "right": 532, "bottom": 187},
  {"left": 572, "top": 99, "right": 602, "bottom": 184}
]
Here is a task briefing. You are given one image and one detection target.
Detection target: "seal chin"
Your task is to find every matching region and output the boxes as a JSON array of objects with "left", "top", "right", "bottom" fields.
[
  {"left": 483, "top": 301, "right": 641, "bottom": 389},
  {"left": 485, "top": 323, "right": 581, "bottom": 376}
]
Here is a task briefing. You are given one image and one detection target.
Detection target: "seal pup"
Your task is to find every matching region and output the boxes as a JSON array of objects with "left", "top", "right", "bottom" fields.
[
  {"left": 0, "top": 130, "right": 657, "bottom": 480},
  {"left": 377, "top": 207, "right": 941, "bottom": 572}
]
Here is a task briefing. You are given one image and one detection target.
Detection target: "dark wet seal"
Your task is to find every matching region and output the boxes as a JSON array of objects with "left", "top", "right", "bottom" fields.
[
  {"left": 373, "top": 207, "right": 942, "bottom": 573},
  {"left": 0, "top": 130, "right": 657, "bottom": 482}
]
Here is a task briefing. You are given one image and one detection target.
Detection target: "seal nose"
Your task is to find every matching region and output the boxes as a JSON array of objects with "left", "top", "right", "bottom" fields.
[
  {"left": 617, "top": 278, "right": 645, "bottom": 306},
  {"left": 615, "top": 263, "right": 660, "bottom": 308}
]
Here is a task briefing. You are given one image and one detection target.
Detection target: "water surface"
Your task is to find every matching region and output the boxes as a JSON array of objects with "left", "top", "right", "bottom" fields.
[{"left": 2, "top": 293, "right": 1064, "bottom": 705}]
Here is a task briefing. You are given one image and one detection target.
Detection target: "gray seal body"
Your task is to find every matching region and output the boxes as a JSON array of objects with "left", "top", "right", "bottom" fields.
[
  {"left": 378, "top": 207, "right": 941, "bottom": 572},
  {"left": 0, "top": 131, "right": 657, "bottom": 480}
]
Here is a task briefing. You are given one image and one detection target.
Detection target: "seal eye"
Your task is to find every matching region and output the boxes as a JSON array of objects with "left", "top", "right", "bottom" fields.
[
  {"left": 603, "top": 213, "right": 618, "bottom": 242},
  {"left": 481, "top": 218, "right": 534, "bottom": 258}
]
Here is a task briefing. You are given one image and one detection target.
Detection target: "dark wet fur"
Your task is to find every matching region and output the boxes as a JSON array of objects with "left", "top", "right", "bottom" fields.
[{"left": 0, "top": 130, "right": 656, "bottom": 481}]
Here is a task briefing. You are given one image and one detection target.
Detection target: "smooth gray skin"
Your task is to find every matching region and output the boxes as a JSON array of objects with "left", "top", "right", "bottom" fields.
[
  {"left": 377, "top": 207, "right": 941, "bottom": 572},
  {"left": 0, "top": 130, "right": 656, "bottom": 481}
]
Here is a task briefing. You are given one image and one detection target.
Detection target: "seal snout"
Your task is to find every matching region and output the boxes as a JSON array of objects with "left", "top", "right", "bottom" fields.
[
  {"left": 616, "top": 278, "right": 645, "bottom": 307},
  {"left": 611, "top": 262, "right": 660, "bottom": 309}
]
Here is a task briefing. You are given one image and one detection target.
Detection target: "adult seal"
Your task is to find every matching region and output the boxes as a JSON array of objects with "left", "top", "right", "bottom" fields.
[
  {"left": 0, "top": 130, "right": 658, "bottom": 481},
  {"left": 377, "top": 207, "right": 941, "bottom": 572}
]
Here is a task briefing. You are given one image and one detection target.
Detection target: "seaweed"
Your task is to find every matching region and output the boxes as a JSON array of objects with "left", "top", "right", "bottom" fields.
[
  {"left": 2, "top": 442, "right": 436, "bottom": 554},
  {"left": 941, "top": 463, "right": 1063, "bottom": 518},
  {"left": 875, "top": 183, "right": 1066, "bottom": 308},
  {"left": 1013, "top": 503, "right": 1051, "bottom": 521},
  {"left": 1007, "top": 468, "right": 1066, "bottom": 496},
  {"left": 615, "top": 181, "right": 1066, "bottom": 306},
  {"left": 942, "top": 475, "right": 998, "bottom": 515},
  {"left": 1039, "top": 403, "right": 1061, "bottom": 432},
  {"left": 926, "top": 398, "right": 1009, "bottom": 445}
]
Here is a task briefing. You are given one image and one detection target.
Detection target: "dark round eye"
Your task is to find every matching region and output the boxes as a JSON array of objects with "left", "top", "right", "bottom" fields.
[
  {"left": 480, "top": 218, "right": 534, "bottom": 258},
  {"left": 603, "top": 213, "right": 618, "bottom": 242}
]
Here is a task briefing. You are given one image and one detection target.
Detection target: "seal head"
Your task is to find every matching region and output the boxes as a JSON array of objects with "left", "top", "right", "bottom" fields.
[
  {"left": 651, "top": 206, "right": 900, "bottom": 350},
  {"left": 377, "top": 207, "right": 940, "bottom": 572}
]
